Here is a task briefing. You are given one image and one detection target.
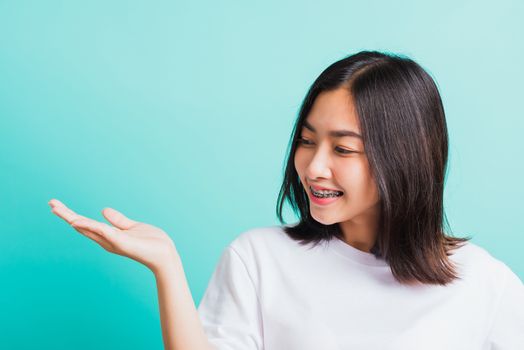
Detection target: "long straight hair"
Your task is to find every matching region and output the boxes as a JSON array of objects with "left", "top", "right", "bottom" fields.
[{"left": 276, "top": 50, "right": 471, "bottom": 286}]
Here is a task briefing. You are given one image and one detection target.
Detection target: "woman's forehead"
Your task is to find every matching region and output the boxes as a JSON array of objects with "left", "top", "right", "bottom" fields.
[{"left": 306, "top": 89, "right": 360, "bottom": 131}]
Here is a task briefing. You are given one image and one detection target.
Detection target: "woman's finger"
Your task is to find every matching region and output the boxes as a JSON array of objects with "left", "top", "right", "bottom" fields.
[
  {"left": 48, "top": 199, "right": 88, "bottom": 225},
  {"left": 73, "top": 226, "right": 115, "bottom": 252},
  {"left": 71, "top": 218, "right": 118, "bottom": 241},
  {"left": 102, "top": 207, "right": 139, "bottom": 230}
]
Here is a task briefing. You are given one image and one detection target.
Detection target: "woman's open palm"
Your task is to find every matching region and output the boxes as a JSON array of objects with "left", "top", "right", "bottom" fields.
[{"left": 48, "top": 198, "right": 178, "bottom": 273}]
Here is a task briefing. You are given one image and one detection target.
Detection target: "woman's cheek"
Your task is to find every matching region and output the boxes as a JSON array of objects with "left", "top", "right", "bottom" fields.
[{"left": 294, "top": 150, "right": 306, "bottom": 175}]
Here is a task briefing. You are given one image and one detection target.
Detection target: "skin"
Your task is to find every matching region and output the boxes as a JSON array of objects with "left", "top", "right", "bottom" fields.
[
  {"left": 294, "top": 87, "right": 381, "bottom": 253},
  {"left": 48, "top": 199, "right": 211, "bottom": 350}
]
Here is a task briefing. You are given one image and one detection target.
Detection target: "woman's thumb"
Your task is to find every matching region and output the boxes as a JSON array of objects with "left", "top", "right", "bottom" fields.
[{"left": 102, "top": 207, "right": 138, "bottom": 230}]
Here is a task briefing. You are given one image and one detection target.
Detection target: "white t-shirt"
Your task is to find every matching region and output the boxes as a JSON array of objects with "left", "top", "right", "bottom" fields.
[{"left": 197, "top": 225, "right": 524, "bottom": 350}]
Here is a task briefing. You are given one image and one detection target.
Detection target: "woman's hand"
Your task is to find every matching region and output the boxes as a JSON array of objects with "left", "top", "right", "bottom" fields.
[{"left": 48, "top": 198, "right": 179, "bottom": 274}]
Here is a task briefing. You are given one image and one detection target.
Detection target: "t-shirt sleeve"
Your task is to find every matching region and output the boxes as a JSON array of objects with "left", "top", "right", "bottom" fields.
[
  {"left": 197, "top": 245, "right": 263, "bottom": 350},
  {"left": 485, "top": 263, "right": 524, "bottom": 349}
]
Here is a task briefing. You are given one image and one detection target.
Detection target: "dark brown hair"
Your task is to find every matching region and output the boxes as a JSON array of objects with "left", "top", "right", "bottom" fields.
[{"left": 276, "top": 50, "right": 471, "bottom": 286}]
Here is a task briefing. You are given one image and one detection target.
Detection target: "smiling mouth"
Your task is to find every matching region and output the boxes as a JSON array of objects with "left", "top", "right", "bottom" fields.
[{"left": 309, "top": 186, "right": 344, "bottom": 198}]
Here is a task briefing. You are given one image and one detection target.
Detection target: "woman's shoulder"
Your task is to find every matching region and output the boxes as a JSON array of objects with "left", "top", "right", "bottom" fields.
[
  {"left": 451, "top": 240, "right": 522, "bottom": 287},
  {"left": 227, "top": 225, "right": 291, "bottom": 253},
  {"left": 452, "top": 240, "right": 506, "bottom": 266}
]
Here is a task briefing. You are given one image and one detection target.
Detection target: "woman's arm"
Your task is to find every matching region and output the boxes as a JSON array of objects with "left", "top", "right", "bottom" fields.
[
  {"left": 48, "top": 199, "right": 212, "bottom": 350},
  {"left": 154, "top": 252, "right": 213, "bottom": 350}
]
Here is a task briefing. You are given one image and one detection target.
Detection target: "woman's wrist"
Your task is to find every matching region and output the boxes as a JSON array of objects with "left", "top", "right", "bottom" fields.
[{"left": 151, "top": 247, "right": 183, "bottom": 278}]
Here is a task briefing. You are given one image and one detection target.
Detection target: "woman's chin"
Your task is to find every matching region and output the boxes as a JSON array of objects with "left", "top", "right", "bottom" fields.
[{"left": 310, "top": 211, "right": 339, "bottom": 226}]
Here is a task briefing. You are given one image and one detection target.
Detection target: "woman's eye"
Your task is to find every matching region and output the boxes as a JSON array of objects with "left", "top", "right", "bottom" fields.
[
  {"left": 297, "top": 137, "right": 313, "bottom": 145},
  {"left": 335, "top": 147, "right": 355, "bottom": 154},
  {"left": 298, "top": 138, "right": 355, "bottom": 155}
]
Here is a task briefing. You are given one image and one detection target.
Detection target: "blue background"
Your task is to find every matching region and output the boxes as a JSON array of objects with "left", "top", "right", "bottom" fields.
[{"left": 1, "top": 0, "right": 523, "bottom": 348}]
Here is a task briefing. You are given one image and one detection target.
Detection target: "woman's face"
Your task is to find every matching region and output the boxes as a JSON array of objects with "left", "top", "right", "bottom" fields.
[{"left": 294, "top": 88, "right": 380, "bottom": 226}]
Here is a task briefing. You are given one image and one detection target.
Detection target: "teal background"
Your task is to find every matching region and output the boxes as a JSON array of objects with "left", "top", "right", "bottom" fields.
[{"left": 1, "top": 0, "right": 523, "bottom": 348}]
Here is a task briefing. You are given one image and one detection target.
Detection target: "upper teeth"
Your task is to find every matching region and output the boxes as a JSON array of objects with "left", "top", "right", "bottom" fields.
[{"left": 310, "top": 186, "right": 342, "bottom": 195}]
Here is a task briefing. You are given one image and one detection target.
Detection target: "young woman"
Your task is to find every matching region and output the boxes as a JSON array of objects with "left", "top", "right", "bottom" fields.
[{"left": 49, "top": 50, "right": 524, "bottom": 350}]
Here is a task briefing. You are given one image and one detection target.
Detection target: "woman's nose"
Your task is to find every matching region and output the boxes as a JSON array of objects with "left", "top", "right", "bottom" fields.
[{"left": 305, "top": 148, "right": 332, "bottom": 180}]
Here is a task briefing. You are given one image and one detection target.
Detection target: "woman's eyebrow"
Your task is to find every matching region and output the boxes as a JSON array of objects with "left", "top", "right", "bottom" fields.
[{"left": 303, "top": 120, "right": 362, "bottom": 139}]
